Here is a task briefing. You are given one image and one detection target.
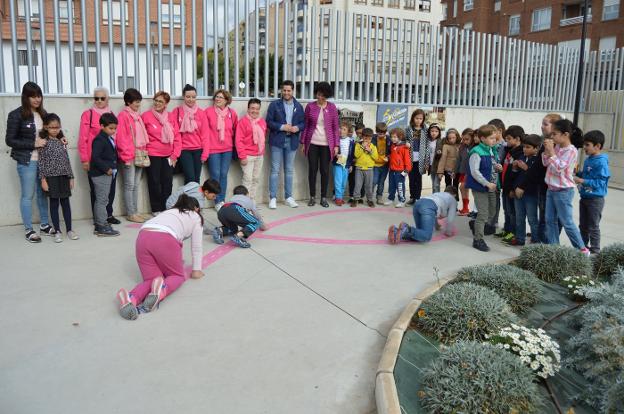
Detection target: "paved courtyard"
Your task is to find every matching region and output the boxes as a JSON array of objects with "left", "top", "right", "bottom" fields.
[{"left": 1, "top": 189, "right": 623, "bottom": 414}]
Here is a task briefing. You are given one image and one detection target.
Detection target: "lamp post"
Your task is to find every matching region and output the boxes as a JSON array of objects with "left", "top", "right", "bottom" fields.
[{"left": 573, "top": 0, "right": 590, "bottom": 126}]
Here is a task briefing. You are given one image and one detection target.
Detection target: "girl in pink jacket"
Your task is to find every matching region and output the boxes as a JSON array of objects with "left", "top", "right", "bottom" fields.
[
  {"left": 235, "top": 98, "right": 267, "bottom": 200},
  {"left": 141, "top": 91, "right": 182, "bottom": 214}
]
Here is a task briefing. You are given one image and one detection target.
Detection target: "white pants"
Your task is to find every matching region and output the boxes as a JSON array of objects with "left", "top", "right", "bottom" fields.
[{"left": 240, "top": 155, "right": 264, "bottom": 200}]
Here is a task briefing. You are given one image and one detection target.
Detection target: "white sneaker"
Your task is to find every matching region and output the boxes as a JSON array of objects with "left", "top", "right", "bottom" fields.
[
  {"left": 54, "top": 232, "right": 63, "bottom": 243},
  {"left": 285, "top": 197, "right": 299, "bottom": 208},
  {"left": 67, "top": 231, "right": 80, "bottom": 240},
  {"left": 215, "top": 201, "right": 225, "bottom": 212},
  {"left": 269, "top": 198, "right": 277, "bottom": 209},
  {"left": 383, "top": 199, "right": 392, "bottom": 206},
  {"left": 395, "top": 202, "right": 405, "bottom": 208}
]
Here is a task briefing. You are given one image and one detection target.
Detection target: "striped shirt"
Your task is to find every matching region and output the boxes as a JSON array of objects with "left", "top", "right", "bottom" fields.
[{"left": 542, "top": 144, "right": 578, "bottom": 191}]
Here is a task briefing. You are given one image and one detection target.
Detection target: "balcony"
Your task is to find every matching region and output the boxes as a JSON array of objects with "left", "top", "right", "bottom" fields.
[{"left": 560, "top": 14, "right": 592, "bottom": 26}]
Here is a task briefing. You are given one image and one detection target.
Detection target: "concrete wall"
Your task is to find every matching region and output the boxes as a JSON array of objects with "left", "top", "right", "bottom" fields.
[{"left": 0, "top": 96, "right": 614, "bottom": 226}]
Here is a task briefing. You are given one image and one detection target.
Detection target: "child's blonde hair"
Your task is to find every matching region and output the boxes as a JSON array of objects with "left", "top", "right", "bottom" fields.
[{"left": 544, "top": 113, "right": 562, "bottom": 123}]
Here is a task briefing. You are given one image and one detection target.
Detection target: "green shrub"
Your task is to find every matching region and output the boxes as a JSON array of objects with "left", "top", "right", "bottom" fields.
[
  {"left": 517, "top": 244, "right": 592, "bottom": 283},
  {"left": 454, "top": 264, "right": 541, "bottom": 313},
  {"left": 593, "top": 242, "right": 624, "bottom": 278},
  {"left": 415, "top": 282, "right": 516, "bottom": 343},
  {"left": 606, "top": 377, "right": 624, "bottom": 414},
  {"left": 566, "top": 270, "right": 624, "bottom": 412},
  {"left": 420, "top": 341, "right": 543, "bottom": 414}
]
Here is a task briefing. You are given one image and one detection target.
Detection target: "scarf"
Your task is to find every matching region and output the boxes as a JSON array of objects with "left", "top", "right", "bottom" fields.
[
  {"left": 92, "top": 105, "right": 111, "bottom": 116},
  {"left": 124, "top": 106, "right": 149, "bottom": 148},
  {"left": 406, "top": 126, "right": 430, "bottom": 174},
  {"left": 179, "top": 104, "right": 198, "bottom": 133},
  {"left": 246, "top": 114, "right": 265, "bottom": 150},
  {"left": 214, "top": 106, "right": 228, "bottom": 142},
  {"left": 151, "top": 108, "right": 175, "bottom": 144}
]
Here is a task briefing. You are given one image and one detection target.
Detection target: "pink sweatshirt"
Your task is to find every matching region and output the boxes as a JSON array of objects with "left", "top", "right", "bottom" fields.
[
  {"left": 141, "top": 110, "right": 182, "bottom": 160},
  {"left": 171, "top": 106, "right": 211, "bottom": 159},
  {"left": 205, "top": 106, "right": 238, "bottom": 156},
  {"left": 78, "top": 109, "right": 111, "bottom": 163},
  {"left": 141, "top": 209, "right": 203, "bottom": 271},
  {"left": 115, "top": 109, "right": 148, "bottom": 164},
  {"left": 235, "top": 116, "right": 267, "bottom": 160}
]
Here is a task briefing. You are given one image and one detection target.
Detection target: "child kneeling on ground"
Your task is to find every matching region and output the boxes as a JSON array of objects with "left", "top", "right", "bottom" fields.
[{"left": 211, "top": 185, "right": 267, "bottom": 248}]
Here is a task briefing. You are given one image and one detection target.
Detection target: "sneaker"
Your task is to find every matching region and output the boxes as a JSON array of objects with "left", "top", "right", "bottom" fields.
[
  {"left": 308, "top": 198, "right": 316, "bottom": 207},
  {"left": 473, "top": 239, "right": 490, "bottom": 252},
  {"left": 580, "top": 247, "right": 591, "bottom": 257},
  {"left": 502, "top": 237, "right": 525, "bottom": 246},
  {"left": 398, "top": 222, "right": 410, "bottom": 240},
  {"left": 320, "top": 198, "right": 329, "bottom": 208},
  {"left": 335, "top": 199, "right": 344, "bottom": 206},
  {"left": 502, "top": 232, "right": 515, "bottom": 243},
  {"left": 376, "top": 196, "right": 384, "bottom": 205},
  {"left": 347, "top": 198, "right": 355, "bottom": 204},
  {"left": 96, "top": 224, "right": 120, "bottom": 237},
  {"left": 25, "top": 230, "right": 42, "bottom": 243},
  {"left": 350, "top": 199, "right": 358, "bottom": 207},
  {"left": 406, "top": 199, "right": 416, "bottom": 206},
  {"left": 367, "top": 200, "right": 375, "bottom": 208},
  {"left": 269, "top": 198, "right": 277, "bottom": 209},
  {"left": 126, "top": 214, "right": 145, "bottom": 223},
  {"left": 231, "top": 234, "right": 251, "bottom": 248},
  {"left": 117, "top": 288, "right": 138, "bottom": 320},
  {"left": 40, "top": 224, "right": 55, "bottom": 236},
  {"left": 215, "top": 201, "right": 225, "bottom": 212},
  {"left": 54, "top": 232, "right": 63, "bottom": 243},
  {"left": 395, "top": 202, "right": 405, "bottom": 208},
  {"left": 142, "top": 277, "right": 164, "bottom": 312},
  {"left": 383, "top": 199, "right": 393, "bottom": 206},
  {"left": 357, "top": 199, "right": 364, "bottom": 204},
  {"left": 212, "top": 227, "right": 224, "bottom": 245},
  {"left": 285, "top": 197, "right": 298, "bottom": 208},
  {"left": 468, "top": 211, "right": 478, "bottom": 219},
  {"left": 107, "top": 216, "right": 121, "bottom": 225},
  {"left": 67, "top": 231, "right": 80, "bottom": 240},
  {"left": 387, "top": 225, "right": 400, "bottom": 244}
]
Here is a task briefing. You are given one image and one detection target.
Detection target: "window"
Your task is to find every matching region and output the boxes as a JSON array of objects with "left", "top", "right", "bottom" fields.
[
  {"left": 17, "top": 0, "right": 39, "bottom": 21},
  {"left": 494, "top": 0, "right": 501, "bottom": 12},
  {"left": 58, "top": 0, "right": 75, "bottom": 22},
  {"left": 419, "top": 0, "right": 431, "bottom": 12},
  {"left": 18, "top": 49, "right": 38, "bottom": 66},
  {"left": 404, "top": 0, "right": 416, "bottom": 10},
  {"left": 117, "top": 76, "right": 135, "bottom": 93},
  {"left": 509, "top": 14, "right": 520, "bottom": 36},
  {"left": 371, "top": 0, "right": 384, "bottom": 6},
  {"left": 353, "top": 0, "right": 367, "bottom": 4},
  {"left": 599, "top": 36, "right": 617, "bottom": 50},
  {"left": 463, "top": 21, "right": 473, "bottom": 30},
  {"left": 603, "top": 0, "right": 620, "bottom": 20},
  {"left": 531, "top": 7, "right": 551, "bottom": 31},
  {"left": 154, "top": 53, "right": 178, "bottom": 70},
  {"left": 464, "top": 0, "right": 473, "bottom": 12},
  {"left": 161, "top": 4, "right": 182, "bottom": 28},
  {"left": 453, "top": 0, "right": 458, "bottom": 18},
  {"left": 442, "top": 3, "right": 447, "bottom": 19},
  {"left": 102, "top": 0, "right": 129, "bottom": 25},
  {"left": 388, "top": 0, "right": 400, "bottom": 8},
  {"left": 74, "top": 51, "right": 97, "bottom": 68}
]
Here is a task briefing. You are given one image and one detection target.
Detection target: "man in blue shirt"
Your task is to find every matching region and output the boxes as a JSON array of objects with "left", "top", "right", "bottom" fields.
[{"left": 265, "top": 80, "right": 305, "bottom": 209}]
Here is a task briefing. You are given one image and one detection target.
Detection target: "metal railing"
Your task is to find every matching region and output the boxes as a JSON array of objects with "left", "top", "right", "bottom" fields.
[{"left": 560, "top": 15, "right": 592, "bottom": 27}]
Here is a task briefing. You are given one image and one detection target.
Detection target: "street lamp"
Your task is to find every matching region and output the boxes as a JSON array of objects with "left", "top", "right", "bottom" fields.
[{"left": 573, "top": 0, "right": 590, "bottom": 127}]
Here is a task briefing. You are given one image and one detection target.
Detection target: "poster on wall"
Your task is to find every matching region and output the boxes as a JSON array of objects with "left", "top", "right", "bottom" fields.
[{"left": 376, "top": 104, "right": 409, "bottom": 130}]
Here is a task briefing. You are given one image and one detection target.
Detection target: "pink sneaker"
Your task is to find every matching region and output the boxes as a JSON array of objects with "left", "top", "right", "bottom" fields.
[
  {"left": 142, "top": 277, "right": 164, "bottom": 312},
  {"left": 580, "top": 247, "right": 591, "bottom": 258},
  {"left": 117, "top": 288, "right": 138, "bottom": 320}
]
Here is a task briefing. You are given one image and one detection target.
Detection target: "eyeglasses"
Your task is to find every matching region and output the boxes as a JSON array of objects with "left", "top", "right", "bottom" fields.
[
  {"left": 154, "top": 99, "right": 166, "bottom": 104},
  {"left": 215, "top": 95, "right": 225, "bottom": 99},
  {"left": 94, "top": 97, "right": 107, "bottom": 101}
]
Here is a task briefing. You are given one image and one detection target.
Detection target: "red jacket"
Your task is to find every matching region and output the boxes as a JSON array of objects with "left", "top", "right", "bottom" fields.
[
  {"left": 235, "top": 116, "right": 267, "bottom": 160},
  {"left": 388, "top": 143, "right": 412, "bottom": 172},
  {"left": 141, "top": 110, "right": 182, "bottom": 160},
  {"left": 205, "top": 106, "right": 238, "bottom": 156},
  {"left": 171, "top": 106, "right": 211, "bottom": 159},
  {"left": 115, "top": 109, "right": 148, "bottom": 164}
]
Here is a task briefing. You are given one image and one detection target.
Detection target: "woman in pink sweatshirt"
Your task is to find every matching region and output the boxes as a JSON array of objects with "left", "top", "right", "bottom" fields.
[
  {"left": 78, "top": 87, "right": 119, "bottom": 224},
  {"left": 116, "top": 194, "right": 204, "bottom": 320},
  {"left": 116, "top": 88, "right": 149, "bottom": 223},
  {"left": 235, "top": 98, "right": 267, "bottom": 200},
  {"left": 205, "top": 89, "right": 238, "bottom": 210},
  {"left": 172, "top": 84, "right": 210, "bottom": 185},
  {"left": 141, "top": 91, "right": 182, "bottom": 214}
]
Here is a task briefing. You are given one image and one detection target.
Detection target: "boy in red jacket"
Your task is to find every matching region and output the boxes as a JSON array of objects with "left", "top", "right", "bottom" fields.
[{"left": 384, "top": 128, "right": 412, "bottom": 208}]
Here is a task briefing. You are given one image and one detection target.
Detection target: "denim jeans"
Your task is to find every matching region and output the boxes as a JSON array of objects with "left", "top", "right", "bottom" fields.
[
  {"left": 514, "top": 194, "right": 538, "bottom": 244},
  {"left": 537, "top": 187, "right": 548, "bottom": 243},
  {"left": 406, "top": 198, "right": 437, "bottom": 242},
  {"left": 208, "top": 151, "right": 233, "bottom": 203},
  {"left": 333, "top": 164, "right": 349, "bottom": 200},
  {"left": 373, "top": 166, "right": 389, "bottom": 197},
  {"left": 269, "top": 142, "right": 297, "bottom": 199},
  {"left": 16, "top": 161, "right": 49, "bottom": 231},
  {"left": 502, "top": 194, "right": 516, "bottom": 233},
  {"left": 387, "top": 171, "right": 406, "bottom": 202},
  {"left": 545, "top": 188, "right": 585, "bottom": 249},
  {"left": 121, "top": 163, "right": 144, "bottom": 216}
]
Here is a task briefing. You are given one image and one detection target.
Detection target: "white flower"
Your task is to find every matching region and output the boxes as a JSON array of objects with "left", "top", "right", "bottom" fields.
[{"left": 504, "top": 344, "right": 510, "bottom": 349}]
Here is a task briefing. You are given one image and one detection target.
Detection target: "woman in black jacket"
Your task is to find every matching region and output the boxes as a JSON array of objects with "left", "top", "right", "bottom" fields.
[{"left": 5, "top": 82, "right": 54, "bottom": 243}]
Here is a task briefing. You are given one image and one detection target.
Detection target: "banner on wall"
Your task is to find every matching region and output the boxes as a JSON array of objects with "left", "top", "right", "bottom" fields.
[{"left": 376, "top": 104, "right": 409, "bottom": 130}]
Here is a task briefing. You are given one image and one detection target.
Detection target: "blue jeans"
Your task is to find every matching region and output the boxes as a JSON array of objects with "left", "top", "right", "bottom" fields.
[
  {"left": 502, "top": 193, "right": 516, "bottom": 233},
  {"left": 208, "top": 151, "right": 233, "bottom": 203},
  {"left": 387, "top": 171, "right": 406, "bottom": 202},
  {"left": 269, "top": 142, "right": 297, "bottom": 199},
  {"left": 406, "top": 198, "right": 437, "bottom": 242},
  {"left": 373, "top": 166, "right": 389, "bottom": 197},
  {"left": 17, "top": 161, "right": 49, "bottom": 231},
  {"left": 545, "top": 188, "right": 585, "bottom": 249},
  {"left": 333, "top": 164, "right": 349, "bottom": 200},
  {"left": 514, "top": 194, "right": 538, "bottom": 244}
]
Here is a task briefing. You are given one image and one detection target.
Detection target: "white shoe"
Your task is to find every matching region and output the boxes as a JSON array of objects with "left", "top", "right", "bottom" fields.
[
  {"left": 285, "top": 197, "right": 299, "bottom": 208},
  {"left": 395, "top": 202, "right": 405, "bottom": 208},
  {"left": 215, "top": 201, "right": 225, "bottom": 212},
  {"left": 54, "top": 232, "right": 63, "bottom": 243},
  {"left": 383, "top": 199, "right": 392, "bottom": 206},
  {"left": 67, "top": 230, "right": 80, "bottom": 240},
  {"left": 269, "top": 198, "right": 277, "bottom": 209}
]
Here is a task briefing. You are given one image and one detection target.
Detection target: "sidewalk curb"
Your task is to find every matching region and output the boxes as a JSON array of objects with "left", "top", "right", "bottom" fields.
[{"left": 374, "top": 257, "right": 516, "bottom": 414}]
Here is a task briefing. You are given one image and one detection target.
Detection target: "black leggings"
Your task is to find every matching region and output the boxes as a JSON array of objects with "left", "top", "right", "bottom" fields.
[
  {"left": 408, "top": 161, "right": 423, "bottom": 201},
  {"left": 307, "top": 144, "right": 331, "bottom": 198},
  {"left": 179, "top": 149, "right": 202, "bottom": 184},
  {"left": 146, "top": 155, "right": 174, "bottom": 213},
  {"left": 444, "top": 171, "right": 459, "bottom": 190},
  {"left": 50, "top": 197, "right": 72, "bottom": 232}
]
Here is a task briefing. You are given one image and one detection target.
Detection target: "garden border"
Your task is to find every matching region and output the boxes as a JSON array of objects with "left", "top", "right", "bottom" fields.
[{"left": 375, "top": 257, "right": 516, "bottom": 414}]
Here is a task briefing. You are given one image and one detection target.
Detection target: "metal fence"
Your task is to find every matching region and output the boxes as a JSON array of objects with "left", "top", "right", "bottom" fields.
[{"left": 1, "top": 1, "right": 622, "bottom": 117}]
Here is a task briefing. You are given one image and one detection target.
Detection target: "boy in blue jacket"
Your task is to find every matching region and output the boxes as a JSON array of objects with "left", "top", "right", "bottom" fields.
[{"left": 574, "top": 130, "right": 610, "bottom": 254}]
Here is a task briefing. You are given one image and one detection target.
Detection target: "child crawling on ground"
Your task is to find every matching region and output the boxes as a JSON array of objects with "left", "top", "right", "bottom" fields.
[{"left": 211, "top": 185, "right": 267, "bottom": 248}]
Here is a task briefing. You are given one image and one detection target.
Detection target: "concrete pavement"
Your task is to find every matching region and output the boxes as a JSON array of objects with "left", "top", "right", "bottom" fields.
[{"left": 1, "top": 188, "right": 622, "bottom": 414}]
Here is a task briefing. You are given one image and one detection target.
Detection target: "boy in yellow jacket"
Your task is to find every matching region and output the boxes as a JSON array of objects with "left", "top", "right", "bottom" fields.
[{"left": 351, "top": 128, "right": 379, "bottom": 208}]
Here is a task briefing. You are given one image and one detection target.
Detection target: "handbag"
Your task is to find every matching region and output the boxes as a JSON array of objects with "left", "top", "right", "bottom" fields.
[{"left": 130, "top": 121, "right": 151, "bottom": 168}]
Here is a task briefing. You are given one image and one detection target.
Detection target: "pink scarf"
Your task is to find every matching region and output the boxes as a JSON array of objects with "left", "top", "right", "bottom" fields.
[
  {"left": 214, "top": 106, "right": 228, "bottom": 142},
  {"left": 124, "top": 106, "right": 149, "bottom": 148},
  {"left": 92, "top": 105, "right": 111, "bottom": 116},
  {"left": 151, "top": 108, "right": 175, "bottom": 144},
  {"left": 246, "top": 114, "right": 265, "bottom": 150},
  {"left": 179, "top": 104, "right": 198, "bottom": 133}
]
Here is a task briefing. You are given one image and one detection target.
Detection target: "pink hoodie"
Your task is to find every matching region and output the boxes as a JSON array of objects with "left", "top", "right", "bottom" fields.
[
  {"left": 204, "top": 106, "right": 238, "bottom": 156},
  {"left": 78, "top": 109, "right": 110, "bottom": 163},
  {"left": 115, "top": 109, "right": 148, "bottom": 164},
  {"left": 141, "top": 110, "right": 182, "bottom": 160},
  {"left": 171, "top": 106, "right": 211, "bottom": 159},
  {"left": 235, "top": 115, "right": 267, "bottom": 160}
]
